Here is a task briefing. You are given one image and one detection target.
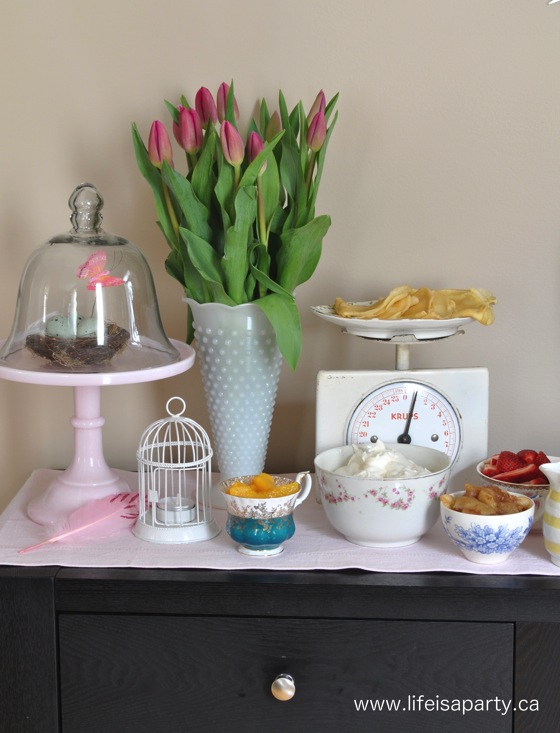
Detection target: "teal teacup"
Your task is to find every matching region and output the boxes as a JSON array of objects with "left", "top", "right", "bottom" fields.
[{"left": 220, "top": 472, "right": 311, "bottom": 556}]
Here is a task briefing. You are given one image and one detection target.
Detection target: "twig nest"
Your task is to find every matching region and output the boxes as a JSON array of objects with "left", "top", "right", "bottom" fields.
[{"left": 26, "top": 316, "right": 129, "bottom": 367}]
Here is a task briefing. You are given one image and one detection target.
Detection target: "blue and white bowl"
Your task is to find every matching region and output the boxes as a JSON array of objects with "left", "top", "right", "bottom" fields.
[{"left": 440, "top": 491, "right": 534, "bottom": 564}]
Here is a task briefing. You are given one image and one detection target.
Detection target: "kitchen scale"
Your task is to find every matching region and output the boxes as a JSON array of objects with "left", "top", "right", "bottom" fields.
[{"left": 312, "top": 306, "right": 489, "bottom": 488}]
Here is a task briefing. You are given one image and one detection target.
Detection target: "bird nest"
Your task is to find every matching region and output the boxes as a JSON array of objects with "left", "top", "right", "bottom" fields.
[{"left": 26, "top": 323, "right": 130, "bottom": 367}]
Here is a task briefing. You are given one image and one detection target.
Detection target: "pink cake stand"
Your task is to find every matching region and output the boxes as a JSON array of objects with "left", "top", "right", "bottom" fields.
[{"left": 0, "top": 340, "right": 195, "bottom": 525}]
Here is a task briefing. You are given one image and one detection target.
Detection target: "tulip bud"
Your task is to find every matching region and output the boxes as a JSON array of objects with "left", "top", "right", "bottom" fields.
[
  {"left": 307, "top": 90, "right": 326, "bottom": 125},
  {"left": 217, "top": 82, "right": 240, "bottom": 123},
  {"left": 307, "top": 110, "right": 327, "bottom": 152},
  {"left": 265, "top": 110, "right": 282, "bottom": 142},
  {"left": 247, "top": 131, "right": 264, "bottom": 162},
  {"left": 173, "top": 106, "right": 203, "bottom": 154},
  {"left": 195, "top": 86, "right": 218, "bottom": 127},
  {"left": 220, "top": 121, "right": 244, "bottom": 167},
  {"left": 247, "top": 131, "right": 267, "bottom": 175},
  {"left": 148, "top": 121, "right": 173, "bottom": 168}
]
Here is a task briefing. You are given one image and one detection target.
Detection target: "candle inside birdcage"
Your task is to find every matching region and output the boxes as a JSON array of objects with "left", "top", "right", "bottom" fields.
[
  {"left": 133, "top": 397, "right": 220, "bottom": 543},
  {"left": 156, "top": 497, "right": 196, "bottom": 524}
]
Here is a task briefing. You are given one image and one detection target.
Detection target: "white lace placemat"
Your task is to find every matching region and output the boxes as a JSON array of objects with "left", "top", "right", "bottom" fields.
[{"left": 0, "top": 469, "right": 558, "bottom": 575}]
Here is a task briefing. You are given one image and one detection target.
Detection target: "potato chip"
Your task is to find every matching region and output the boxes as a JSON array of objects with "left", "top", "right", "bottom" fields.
[{"left": 333, "top": 286, "right": 496, "bottom": 324}]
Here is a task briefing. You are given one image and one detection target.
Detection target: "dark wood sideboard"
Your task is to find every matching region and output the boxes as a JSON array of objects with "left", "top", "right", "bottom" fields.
[{"left": 1, "top": 566, "right": 560, "bottom": 733}]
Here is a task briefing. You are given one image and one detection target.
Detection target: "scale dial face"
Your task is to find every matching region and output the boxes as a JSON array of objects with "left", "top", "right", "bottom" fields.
[{"left": 346, "top": 379, "right": 462, "bottom": 466}]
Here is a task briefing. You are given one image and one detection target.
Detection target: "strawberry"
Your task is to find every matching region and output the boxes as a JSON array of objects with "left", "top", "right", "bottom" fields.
[
  {"left": 495, "top": 451, "right": 526, "bottom": 473},
  {"left": 527, "top": 476, "right": 549, "bottom": 485},
  {"left": 535, "top": 451, "right": 551, "bottom": 467},
  {"left": 517, "top": 449, "right": 538, "bottom": 465},
  {"left": 481, "top": 463, "right": 500, "bottom": 477},
  {"left": 493, "top": 463, "right": 540, "bottom": 484}
]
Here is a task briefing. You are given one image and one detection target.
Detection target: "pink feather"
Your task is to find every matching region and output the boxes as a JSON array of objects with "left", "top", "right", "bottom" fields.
[{"left": 19, "top": 492, "right": 140, "bottom": 554}]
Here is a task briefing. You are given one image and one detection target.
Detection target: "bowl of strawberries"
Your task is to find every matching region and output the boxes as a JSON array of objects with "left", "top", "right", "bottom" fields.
[{"left": 477, "top": 449, "right": 554, "bottom": 532}]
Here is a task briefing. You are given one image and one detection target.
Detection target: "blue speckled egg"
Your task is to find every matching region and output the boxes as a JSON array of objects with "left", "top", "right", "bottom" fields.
[
  {"left": 45, "top": 315, "right": 83, "bottom": 338},
  {"left": 76, "top": 317, "right": 98, "bottom": 337}
]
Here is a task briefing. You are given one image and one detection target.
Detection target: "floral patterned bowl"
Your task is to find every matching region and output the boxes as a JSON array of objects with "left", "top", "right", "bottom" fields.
[
  {"left": 314, "top": 444, "right": 451, "bottom": 548},
  {"left": 220, "top": 472, "right": 312, "bottom": 556},
  {"left": 440, "top": 490, "right": 534, "bottom": 564}
]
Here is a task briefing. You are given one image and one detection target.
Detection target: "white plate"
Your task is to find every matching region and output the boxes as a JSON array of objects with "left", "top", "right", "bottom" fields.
[{"left": 310, "top": 304, "right": 472, "bottom": 341}]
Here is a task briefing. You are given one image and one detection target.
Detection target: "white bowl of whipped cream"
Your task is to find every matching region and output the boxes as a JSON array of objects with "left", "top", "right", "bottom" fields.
[{"left": 314, "top": 441, "right": 452, "bottom": 548}]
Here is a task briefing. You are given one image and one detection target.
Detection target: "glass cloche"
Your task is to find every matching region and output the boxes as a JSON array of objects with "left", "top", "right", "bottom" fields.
[{"left": 0, "top": 183, "right": 179, "bottom": 372}]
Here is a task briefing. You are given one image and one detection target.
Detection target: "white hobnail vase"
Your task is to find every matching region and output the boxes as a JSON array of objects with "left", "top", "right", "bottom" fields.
[{"left": 184, "top": 298, "right": 283, "bottom": 505}]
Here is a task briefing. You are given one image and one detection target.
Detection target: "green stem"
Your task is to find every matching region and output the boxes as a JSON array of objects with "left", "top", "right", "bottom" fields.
[
  {"left": 163, "top": 182, "right": 179, "bottom": 240},
  {"left": 305, "top": 151, "right": 317, "bottom": 198},
  {"left": 257, "top": 175, "right": 268, "bottom": 246},
  {"left": 186, "top": 151, "right": 198, "bottom": 173}
]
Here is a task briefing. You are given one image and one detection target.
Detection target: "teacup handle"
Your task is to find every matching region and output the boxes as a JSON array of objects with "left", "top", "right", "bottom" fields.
[{"left": 293, "top": 471, "right": 312, "bottom": 508}]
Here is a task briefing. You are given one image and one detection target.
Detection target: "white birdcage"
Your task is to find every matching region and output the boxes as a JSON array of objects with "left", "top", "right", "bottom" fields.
[{"left": 133, "top": 397, "right": 220, "bottom": 543}]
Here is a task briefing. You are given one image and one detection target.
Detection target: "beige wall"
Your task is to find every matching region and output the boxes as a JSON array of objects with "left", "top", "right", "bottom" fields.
[{"left": 0, "top": 0, "right": 558, "bottom": 510}]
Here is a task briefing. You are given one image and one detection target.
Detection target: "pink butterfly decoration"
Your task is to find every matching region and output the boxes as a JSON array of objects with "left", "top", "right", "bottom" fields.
[{"left": 77, "top": 250, "right": 125, "bottom": 290}]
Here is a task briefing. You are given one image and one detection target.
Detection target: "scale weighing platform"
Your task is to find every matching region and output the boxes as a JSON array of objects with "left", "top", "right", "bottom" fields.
[{"left": 313, "top": 311, "right": 489, "bottom": 489}]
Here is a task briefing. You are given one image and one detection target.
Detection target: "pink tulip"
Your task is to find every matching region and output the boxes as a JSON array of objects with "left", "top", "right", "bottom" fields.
[
  {"left": 306, "top": 90, "right": 326, "bottom": 125},
  {"left": 247, "top": 131, "right": 264, "bottom": 162},
  {"left": 247, "top": 131, "right": 267, "bottom": 175},
  {"left": 195, "top": 86, "right": 218, "bottom": 127},
  {"left": 173, "top": 106, "right": 203, "bottom": 154},
  {"left": 148, "top": 121, "right": 173, "bottom": 168},
  {"left": 220, "top": 121, "right": 244, "bottom": 167},
  {"left": 217, "top": 82, "right": 240, "bottom": 123},
  {"left": 307, "top": 110, "right": 327, "bottom": 152}
]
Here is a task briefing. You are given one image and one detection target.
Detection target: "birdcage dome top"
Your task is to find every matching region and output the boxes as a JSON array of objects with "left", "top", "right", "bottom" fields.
[{"left": 138, "top": 397, "right": 213, "bottom": 469}]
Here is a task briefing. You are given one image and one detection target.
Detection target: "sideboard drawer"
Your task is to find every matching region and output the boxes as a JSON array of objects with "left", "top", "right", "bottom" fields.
[{"left": 59, "top": 614, "right": 513, "bottom": 733}]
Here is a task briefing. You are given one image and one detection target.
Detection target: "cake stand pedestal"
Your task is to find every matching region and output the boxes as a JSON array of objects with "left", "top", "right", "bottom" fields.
[{"left": 0, "top": 340, "right": 195, "bottom": 525}]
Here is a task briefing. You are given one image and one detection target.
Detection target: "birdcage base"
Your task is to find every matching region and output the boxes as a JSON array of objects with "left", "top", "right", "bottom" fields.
[{"left": 132, "top": 513, "right": 220, "bottom": 544}]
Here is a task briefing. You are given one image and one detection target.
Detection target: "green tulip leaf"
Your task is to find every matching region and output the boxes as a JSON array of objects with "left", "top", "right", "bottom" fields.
[
  {"left": 162, "top": 162, "right": 212, "bottom": 242},
  {"left": 249, "top": 242, "right": 292, "bottom": 298},
  {"left": 190, "top": 126, "right": 217, "bottom": 211},
  {"left": 222, "top": 186, "right": 258, "bottom": 303},
  {"left": 259, "top": 98, "right": 270, "bottom": 134},
  {"left": 164, "top": 100, "right": 180, "bottom": 125},
  {"left": 180, "top": 228, "right": 235, "bottom": 305},
  {"left": 254, "top": 293, "right": 301, "bottom": 371},
  {"left": 165, "top": 246, "right": 210, "bottom": 304},
  {"left": 215, "top": 151, "right": 235, "bottom": 228},
  {"left": 278, "top": 140, "right": 301, "bottom": 201},
  {"left": 276, "top": 215, "right": 331, "bottom": 293},
  {"left": 259, "top": 154, "right": 281, "bottom": 232}
]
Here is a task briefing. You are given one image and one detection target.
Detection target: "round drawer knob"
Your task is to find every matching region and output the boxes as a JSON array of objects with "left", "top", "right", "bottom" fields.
[{"left": 271, "top": 673, "right": 295, "bottom": 701}]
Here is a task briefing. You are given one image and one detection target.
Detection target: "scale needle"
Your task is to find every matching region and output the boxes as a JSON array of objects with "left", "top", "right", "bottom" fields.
[{"left": 397, "top": 391, "right": 418, "bottom": 445}]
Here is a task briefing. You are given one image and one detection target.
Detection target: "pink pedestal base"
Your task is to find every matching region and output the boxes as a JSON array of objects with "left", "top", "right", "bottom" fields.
[
  {"left": 0, "top": 339, "right": 196, "bottom": 526},
  {"left": 26, "top": 385, "right": 132, "bottom": 525}
]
